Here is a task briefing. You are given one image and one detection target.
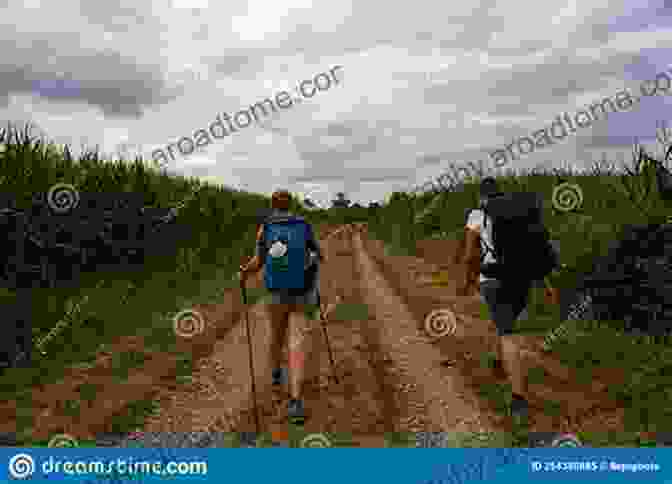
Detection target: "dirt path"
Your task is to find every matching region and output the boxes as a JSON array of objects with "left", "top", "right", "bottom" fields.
[
  {"left": 3, "top": 223, "right": 629, "bottom": 446},
  {"left": 350, "top": 230, "right": 500, "bottom": 434},
  {"left": 128, "top": 224, "right": 501, "bottom": 443},
  {"left": 364, "top": 226, "right": 628, "bottom": 436},
  {"left": 122, "top": 225, "right": 356, "bottom": 436}
]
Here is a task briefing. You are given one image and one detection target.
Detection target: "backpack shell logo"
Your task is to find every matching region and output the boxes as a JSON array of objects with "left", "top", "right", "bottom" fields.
[
  {"left": 269, "top": 240, "right": 288, "bottom": 258},
  {"left": 269, "top": 239, "right": 289, "bottom": 271}
]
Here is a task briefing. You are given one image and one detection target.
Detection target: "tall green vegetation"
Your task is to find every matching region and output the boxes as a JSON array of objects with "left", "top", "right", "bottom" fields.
[
  {"left": 365, "top": 130, "right": 672, "bottom": 440},
  {"left": 0, "top": 121, "right": 273, "bottom": 400}
]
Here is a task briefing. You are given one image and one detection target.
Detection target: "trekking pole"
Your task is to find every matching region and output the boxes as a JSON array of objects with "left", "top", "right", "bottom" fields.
[
  {"left": 239, "top": 274, "right": 261, "bottom": 434},
  {"left": 316, "top": 289, "right": 339, "bottom": 384}
]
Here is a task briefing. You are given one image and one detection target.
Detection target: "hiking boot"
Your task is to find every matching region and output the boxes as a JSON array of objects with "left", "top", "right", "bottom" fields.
[
  {"left": 491, "top": 359, "right": 507, "bottom": 379},
  {"left": 272, "top": 368, "right": 287, "bottom": 387},
  {"left": 510, "top": 394, "right": 529, "bottom": 419},
  {"left": 239, "top": 432, "right": 258, "bottom": 447},
  {"left": 288, "top": 398, "right": 305, "bottom": 424}
]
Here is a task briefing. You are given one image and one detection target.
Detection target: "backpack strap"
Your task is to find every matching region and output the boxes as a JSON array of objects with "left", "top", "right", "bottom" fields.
[{"left": 477, "top": 205, "right": 496, "bottom": 262}]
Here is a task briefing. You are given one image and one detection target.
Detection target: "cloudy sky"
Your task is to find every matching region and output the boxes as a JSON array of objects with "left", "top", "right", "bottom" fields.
[{"left": 2, "top": 0, "right": 672, "bottom": 206}]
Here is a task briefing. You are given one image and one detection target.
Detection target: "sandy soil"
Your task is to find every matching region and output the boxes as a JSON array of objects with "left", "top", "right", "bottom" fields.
[{"left": 1, "top": 224, "right": 633, "bottom": 445}]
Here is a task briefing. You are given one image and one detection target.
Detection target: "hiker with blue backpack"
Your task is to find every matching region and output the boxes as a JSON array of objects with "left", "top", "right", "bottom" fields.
[
  {"left": 460, "top": 177, "right": 559, "bottom": 419},
  {"left": 239, "top": 189, "right": 324, "bottom": 424}
]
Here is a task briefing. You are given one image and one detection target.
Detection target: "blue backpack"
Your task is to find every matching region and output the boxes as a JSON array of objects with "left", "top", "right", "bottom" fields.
[{"left": 263, "top": 215, "right": 310, "bottom": 291}]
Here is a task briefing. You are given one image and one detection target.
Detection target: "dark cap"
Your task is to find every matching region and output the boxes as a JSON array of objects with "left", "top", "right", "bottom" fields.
[{"left": 479, "top": 177, "right": 498, "bottom": 196}]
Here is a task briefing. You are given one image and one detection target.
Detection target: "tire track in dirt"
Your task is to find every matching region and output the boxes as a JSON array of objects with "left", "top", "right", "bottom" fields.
[
  {"left": 350, "top": 230, "right": 501, "bottom": 434},
  {"left": 0, "top": 224, "right": 352, "bottom": 443},
  {"left": 135, "top": 224, "right": 360, "bottom": 435},
  {"left": 362, "top": 227, "right": 630, "bottom": 435},
  {"left": 0, "top": 282, "right": 256, "bottom": 442},
  {"left": 293, "top": 224, "right": 397, "bottom": 439},
  {"left": 139, "top": 223, "right": 502, "bottom": 440}
]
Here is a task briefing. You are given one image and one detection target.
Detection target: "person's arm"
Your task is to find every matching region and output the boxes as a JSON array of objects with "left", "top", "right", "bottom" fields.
[
  {"left": 462, "top": 209, "right": 482, "bottom": 264},
  {"left": 459, "top": 228, "right": 480, "bottom": 294},
  {"left": 306, "top": 224, "right": 325, "bottom": 262},
  {"left": 459, "top": 210, "right": 482, "bottom": 294},
  {"left": 241, "top": 225, "right": 265, "bottom": 275},
  {"left": 462, "top": 227, "right": 480, "bottom": 266}
]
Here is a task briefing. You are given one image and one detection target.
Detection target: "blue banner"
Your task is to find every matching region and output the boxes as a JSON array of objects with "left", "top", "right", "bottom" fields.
[{"left": 1, "top": 448, "right": 670, "bottom": 483}]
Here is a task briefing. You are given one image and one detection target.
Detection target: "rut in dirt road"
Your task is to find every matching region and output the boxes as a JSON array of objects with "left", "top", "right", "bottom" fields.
[
  {"left": 131, "top": 225, "right": 359, "bottom": 435},
  {"left": 349, "top": 231, "right": 501, "bottom": 434},
  {"left": 289, "top": 225, "right": 396, "bottom": 436},
  {"left": 242, "top": 224, "right": 502, "bottom": 435},
  {"left": 131, "top": 225, "right": 503, "bottom": 439}
]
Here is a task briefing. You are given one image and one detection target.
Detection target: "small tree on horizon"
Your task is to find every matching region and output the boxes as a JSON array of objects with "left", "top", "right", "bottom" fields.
[{"left": 331, "top": 192, "right": 351, "bottom": 208}]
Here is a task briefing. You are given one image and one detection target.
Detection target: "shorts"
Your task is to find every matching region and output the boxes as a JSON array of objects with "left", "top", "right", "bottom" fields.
[
  {"left": 266, "top": 263, "right": 321, "bottom": 318},
  {"left": 268, "top": 285, "right": 320, "bottom": 320},
  {"left": 480, "top": 278, "right": 531, "bottom": 336}
]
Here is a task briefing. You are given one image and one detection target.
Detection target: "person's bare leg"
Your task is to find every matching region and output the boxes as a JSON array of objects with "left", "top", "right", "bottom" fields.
[
  {"left": 495, "top": 334, "right": 504, "bottom": 363},
  {"left": 500, "top": 336, "right": 526, "bottom": 396},
  {"left": 288, "top": 305, "right": 307, "bottom": 400},
  {"left": 269, "top": 303, "right": 290, "bottom": 373}
]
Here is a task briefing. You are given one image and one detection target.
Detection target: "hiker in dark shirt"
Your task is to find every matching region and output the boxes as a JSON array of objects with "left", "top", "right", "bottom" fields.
[{"left": 460, "top": 177, "right": 533, "bottom": 419}]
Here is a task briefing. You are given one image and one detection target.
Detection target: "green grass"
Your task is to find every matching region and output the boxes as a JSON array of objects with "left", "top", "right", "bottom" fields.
[
  {"left": 0, "top": 119, "right": 347, "bottom": 440},
  {"left": 475, "top": 285, "right": 672, "bottom": 446},
  {"left": 110, "top": 350, "right": 147, "bottom": 382},
  {"left": 384, "top": 432, "right": 418, "bottom": 447},
  {"left": 23, "top": 438, "right": 99, "bottom": 448},
  {"left": 17, "top": 398, "right": 161, "bottom": 447},
  {"left": 4, "top": 119, "right": 672, "bottom": 446},
  {"left": 366, "top": 135, "right": 672, "bottom": 444},
  {"left": 331, "top": 302, "right": 371, "bottom": 321},
  {"left": 108, "top": 398, "right": 162, "bottom": 435},
  {"left": 0, "top": 121, "right": 310, "bottom": 439}
]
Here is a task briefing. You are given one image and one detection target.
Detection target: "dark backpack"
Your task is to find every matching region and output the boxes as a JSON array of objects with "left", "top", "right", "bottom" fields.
[
  {"left": 263, "top": 214, "right": 313, "bottom": 292},
  {"left": 476, "top": 192, "right": 557, "bottom": 281}
]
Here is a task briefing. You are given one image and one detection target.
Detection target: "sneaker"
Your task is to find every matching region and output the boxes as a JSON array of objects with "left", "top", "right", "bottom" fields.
[
  {"left": 239, "top": 432, "right": 258, "bottom": 447},
  {"left": 272, "top": 368, "right": 287, "bottom": 386},
  {"left": 491, "top": 359, "right": 507, "bottom": 378},
  {"left": 288, "top": 399, "right": 305, "bottom": 424},
  {"left": 510, "top": 394, "right": 529, "bottom": 419}
]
